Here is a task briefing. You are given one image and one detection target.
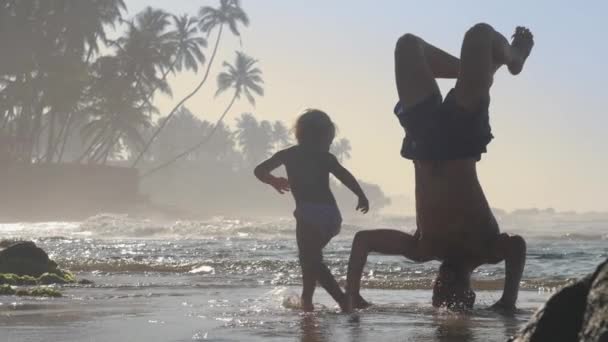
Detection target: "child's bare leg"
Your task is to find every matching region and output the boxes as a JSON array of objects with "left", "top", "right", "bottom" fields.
[
  {"left": 298, "top": 253, "right": 318, "bottom": 312},
  {"left": 454, "top": 23, "right": 534, "bottom": 111},
  {"left": 317, "top": 263, "right": 347, "bottom": 310},
  {"left": 297, "top": 223, "right": 321, "bottom": 312},
  {"left": 488, "top": 234, "right": 527, "bottom": 310},
  {"left": 395, "top": 33, "right": 460, "bottom": 106},
  {"left": 345, "top": 229, "right": 431, "bottom": 311}
]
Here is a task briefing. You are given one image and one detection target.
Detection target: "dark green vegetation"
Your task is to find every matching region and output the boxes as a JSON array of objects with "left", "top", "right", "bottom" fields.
[{"left": 0, "top": 284, "right": 62, "bottom": 298}]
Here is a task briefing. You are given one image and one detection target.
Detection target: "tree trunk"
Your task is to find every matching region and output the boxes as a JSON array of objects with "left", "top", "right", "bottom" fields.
[
  {"left": 89, "top": 129, "right": 115, "bottom": 164},
  {"left": 131, "top": 24, "right": 225, "bottom": 168},
  {"left": 57, "top": 112, "right": 74, "bottom": 162},
  {"left": 44, "top": 111, "right": 56, "bottom": 163},
  {"left": 141, "top": 92, "right": 237, "bottom": 178},
  {"left": 77, "top": 120, "right": 110, "bottom": 162}
]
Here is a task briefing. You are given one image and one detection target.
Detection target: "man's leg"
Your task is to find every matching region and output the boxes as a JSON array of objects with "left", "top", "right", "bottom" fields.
[
  {"left": 345, "top": 229, "right": 432, "bottom": 310},
  {"left": 394, "top": 33, "right": 460, "bottom": 107},
  {"left": 454, "top": 23, "right": 534, "bottom": 111},
  {"left": 485, "top": 233, "right": 527, "bottom": 310}
]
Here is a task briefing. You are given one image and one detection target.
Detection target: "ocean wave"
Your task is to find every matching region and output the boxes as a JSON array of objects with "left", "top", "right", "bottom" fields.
[
  {"left": 2, "top": 214, "right": 607, "bottom": 240},
  {"left": 359, "top": 278, "right": 575, "bottom": 291},
  {"left": 57, "top": 258, "right": 579, "bottom": 292}
]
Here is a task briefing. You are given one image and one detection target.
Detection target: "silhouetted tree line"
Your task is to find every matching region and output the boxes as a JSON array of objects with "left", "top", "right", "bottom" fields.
[{"left": 140, "top": 107, "right": 391, "bottom": 216}]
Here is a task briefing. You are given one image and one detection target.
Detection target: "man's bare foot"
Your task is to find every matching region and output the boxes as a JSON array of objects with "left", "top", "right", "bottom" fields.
[
  {"left": 490, "top": 298, "right": 517, "bottom": 314},
  {"left": 507, "top": 26, "right": 534, "bottom": 75}
]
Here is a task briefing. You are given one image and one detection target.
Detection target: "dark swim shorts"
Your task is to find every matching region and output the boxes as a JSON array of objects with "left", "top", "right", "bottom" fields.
[{"left": 394, "top": 88, "right": 493, "bottom": 161}]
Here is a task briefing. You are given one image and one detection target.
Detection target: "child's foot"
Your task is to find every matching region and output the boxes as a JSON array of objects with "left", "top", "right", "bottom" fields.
[
  {"left": 507, "top": 26, "right": 534, "bottom": 75},
  {"left": 342, "top": 293, "right": 371, "bottom": 313},
  {"left": 353, "top": 294, "right": 371, "bottom": 309},
  {"left": 301, "top": 298, "right": 314, "bottom": 312}
]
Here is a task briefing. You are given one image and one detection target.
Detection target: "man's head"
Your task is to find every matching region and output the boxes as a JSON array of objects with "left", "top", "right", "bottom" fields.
[{"left": 432, "top": 261, "right": 475, "bottom": 310}]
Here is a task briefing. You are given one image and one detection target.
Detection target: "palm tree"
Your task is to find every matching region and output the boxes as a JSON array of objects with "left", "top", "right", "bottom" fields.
[
  {"left": 169, "top": 15, "right": 207, "bottom": 74},
  {"left": 235, "top": 113, "right": 274, "bottom": 165},
  {"left": 271, "top": 121, "right": 292, "bottom": 148},
  {"left": 132, "top": 0, "right": 249, "bottom": 167},
  {"left": 141, "top": 51, "right": 263, "bottom": 177},
  {"left": 119, "top": 7, "right": 174, "bottom": 100},
  {"left": 87, "top": 12, "right": 208, "bottom": 162},
  {"left": 330, "top": 138, "right": 352, "bottom": 162},
  {"left": 80, "top": 7, "right": 174, "bottom": 162},
  {"left": 139, "top": 14, "right": 207, "bottom": 106},
  {"left": 0, "top": 0, "right": 126, "bottom": 163},
  {"left": 79, "top": 55, "right": 156, "bottom": 164}
]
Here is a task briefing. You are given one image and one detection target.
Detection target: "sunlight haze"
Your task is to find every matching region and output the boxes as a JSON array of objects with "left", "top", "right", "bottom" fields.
[{"left": 126, "top": 0, "right": 608, "bottom": 213}]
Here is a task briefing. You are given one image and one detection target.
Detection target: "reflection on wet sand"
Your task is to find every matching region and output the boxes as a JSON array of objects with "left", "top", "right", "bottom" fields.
[
  {"left": 300, "top": 314, "right": 327, "bottom": 342},
  {"left": 434, "top": 313, "right": 475, "bottom": 342}
]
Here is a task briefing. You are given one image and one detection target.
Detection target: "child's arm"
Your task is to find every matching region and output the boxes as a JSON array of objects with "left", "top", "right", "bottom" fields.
[
  {"left": 254, "top": 151, "right": 290, "bottom": 194},
  {"left": 328, "top": 155, "right": 369, "bottom": 213}
]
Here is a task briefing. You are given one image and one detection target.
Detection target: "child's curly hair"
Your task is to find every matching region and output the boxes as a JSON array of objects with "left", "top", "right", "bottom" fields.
[{"left": 294, "top": 109, "right": 336, "bottom": 151}]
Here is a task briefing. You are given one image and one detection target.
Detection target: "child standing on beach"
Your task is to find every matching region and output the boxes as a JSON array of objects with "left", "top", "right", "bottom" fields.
[{"left": 254, "top": 109, "right": 369, "bottom": 311}]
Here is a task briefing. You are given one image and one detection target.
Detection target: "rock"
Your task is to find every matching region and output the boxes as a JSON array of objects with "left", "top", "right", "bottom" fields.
[
  {"left": 579, "top": 261, "right": 608, "bottom": 341},
  {"left": 0, "top": 241, "right": 77, "bottom": 286},
  {"left": 509, "top": 259, "right": 608, "bottom": 342},
  {"left": 38, "top": 272, "right": 70, "bottom": 285},
  {"left": 16, "top": 287, "right": 62, "bottom": 298},
  {"left": 78, "top": 279, "right": 95, "bottom": 285},
  {"left": 0, "top": 241, "right": 58, "bottom": 277}
]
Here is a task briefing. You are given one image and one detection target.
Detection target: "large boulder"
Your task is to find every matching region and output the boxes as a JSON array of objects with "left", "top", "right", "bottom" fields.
[
  {"left": 509, "top": 259, "right": 608, "bottom": 342},
  {"left": 0, "top": 241, "right": 58, "bottom": 277},
  {"left": 579, "top": 262, "right": 608, "bottom": 341}
]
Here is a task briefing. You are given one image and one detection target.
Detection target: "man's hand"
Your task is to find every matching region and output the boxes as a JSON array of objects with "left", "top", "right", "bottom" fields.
[
  {"left": 268, "top": 177, "right": 290, "bottom": 194},
  {"left": 356, "top": 196, "right": 369, "bottom": 214}
]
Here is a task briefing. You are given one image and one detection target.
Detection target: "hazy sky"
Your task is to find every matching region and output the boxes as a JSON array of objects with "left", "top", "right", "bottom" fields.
[{"left": 125, "top": 0, "right": 607, "bottom": 213}]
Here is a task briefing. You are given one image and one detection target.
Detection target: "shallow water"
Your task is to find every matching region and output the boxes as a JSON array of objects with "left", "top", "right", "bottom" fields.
[{"left": 0, "top": 214, "right": 606, "bottom": 341}]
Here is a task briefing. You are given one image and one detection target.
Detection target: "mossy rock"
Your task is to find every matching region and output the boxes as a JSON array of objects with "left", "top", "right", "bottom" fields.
[
  {"left": 0, "top": 284, "right": 62, "bottom": 297},
  {"left": 0, "top": 273, "right": 38, "bottom": 285},
  {"left": 0, "top": 284, "right": 16, "bottom": 295},
  {"left": 16, "top": 287, "right": 62, "bottom": 298},
  {"left": 38, "top": 272, "right": 73, "bottom": 285},
  {"left": 0, "top": 242, "right": 77, "bottom": 286},
  {"left": 0, "top": 241, "right": 57, "bottom": 277}
]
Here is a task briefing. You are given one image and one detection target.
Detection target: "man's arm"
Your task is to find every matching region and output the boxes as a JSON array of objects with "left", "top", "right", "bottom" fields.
[
  {"left": 254, "top": 151, "right": 290, "bottom": 194},
  {"left": 328, "top": 155, "right": 369, "bottom": 213}
]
